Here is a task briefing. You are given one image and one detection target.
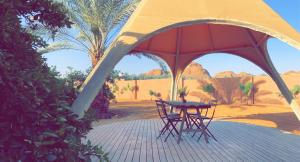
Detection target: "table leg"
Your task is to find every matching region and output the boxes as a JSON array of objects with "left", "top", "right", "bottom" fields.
[{"left": 177, "top": 108, "right": 187, "bottom": 144}]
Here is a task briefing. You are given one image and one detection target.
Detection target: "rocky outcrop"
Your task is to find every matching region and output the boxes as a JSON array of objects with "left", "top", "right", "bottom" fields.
[
  {"left": 143, "top": 69, "right": 163, "bottom": 76},
  {"left": 214, "top": 71, "right": 237, "bottom": 78},
  {"left": 214, "top": 71, "right": 253, "bottom": 78},
  {"left": 182, "top": 62, "right": 211, "bottom": 79},
  {"left": 283, "top": 71, "right": 300, "bottom": 75}
]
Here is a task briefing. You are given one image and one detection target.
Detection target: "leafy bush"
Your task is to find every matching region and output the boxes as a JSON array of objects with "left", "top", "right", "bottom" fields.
[
  {"left": 122, "top": 72, "right": 171, "bottom": 80},
  {"left": 239, "top": 82, "right": 253, "bottom": 97},
  {"left": 202, "top": 84, "right": 215, "bottom": 94},
  {"left": 0, "top": 0, "right": 108, "bottom": 161},
  {"left": 291, "top": 85, "right": 300, "bottom": 97},
  {"left": 178, "top": 87, "right": 189, "bottom": 98},
  {"left": 149, "top": 90, "right": 161, "bottom": 100}
]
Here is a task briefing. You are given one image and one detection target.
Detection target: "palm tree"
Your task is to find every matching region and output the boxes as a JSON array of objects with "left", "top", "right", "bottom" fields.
[
  {"left": 40, "top": 0, "right": 167, "bottom": 68},
  {"left": 44, "top": 0, "right": 138, "bottom": 66},
  {"left": 38, "top": 0, "right": 167, "bottom": 117}
]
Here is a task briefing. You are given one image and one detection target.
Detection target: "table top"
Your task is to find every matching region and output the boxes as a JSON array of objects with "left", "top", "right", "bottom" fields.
[{"left": 165, "top": 101, "right": 211, "bottom": 109}]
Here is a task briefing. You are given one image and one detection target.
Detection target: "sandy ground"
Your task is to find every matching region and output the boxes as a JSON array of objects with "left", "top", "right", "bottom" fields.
[{"left": 93, "top": 101, "right": 300, "bottom": 135}]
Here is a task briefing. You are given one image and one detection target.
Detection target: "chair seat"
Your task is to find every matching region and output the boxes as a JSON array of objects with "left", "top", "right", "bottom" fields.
[
  {"left": 188, "top": 113, "right": 210, "bottom": 120},
  {"left": 167, "top": 113, "right": 180, "bottom": 119}
]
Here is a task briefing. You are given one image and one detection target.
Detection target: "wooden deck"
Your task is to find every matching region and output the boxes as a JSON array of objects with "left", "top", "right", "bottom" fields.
[{"left": 87, "top": 119, "right": 300, "bottom": 162}]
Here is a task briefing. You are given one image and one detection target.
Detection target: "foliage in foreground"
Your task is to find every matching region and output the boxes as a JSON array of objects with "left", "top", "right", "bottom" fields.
[{"left": 0, "top": 0, "right": 108, "bottom": 161}]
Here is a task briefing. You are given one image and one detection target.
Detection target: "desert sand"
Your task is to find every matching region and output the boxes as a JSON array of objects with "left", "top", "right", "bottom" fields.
[
  {"left": 97, "top": 63, "right": 300, "bottom": 135},
  {"left": 94, "top": 101, "right": 300, "bottom": 135}
]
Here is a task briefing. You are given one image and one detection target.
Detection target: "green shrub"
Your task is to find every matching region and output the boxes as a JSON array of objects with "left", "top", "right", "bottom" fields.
[
  {"left": 291, "top": 85, "right": 300, "bottom": 97},
  {"left": 178, "top": 87, "right": 189, "bottom": 98},
  {"left": 202, "top": 84, "right": 215, "bottom": 94},
  {"left": 0, "top": 0, "right": 108, "bottom": 161},
  {"left": 239, "top": 82, "right": 253, "bottom": 97}
]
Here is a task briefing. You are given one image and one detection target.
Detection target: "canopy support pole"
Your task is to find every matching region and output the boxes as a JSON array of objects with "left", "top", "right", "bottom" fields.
[
  {"left": 170, "top": 75, "right": 178, "bottom": 101},
  {"left": 70, "top": 46, "right": 127, "bottom": 118},
  {"left": 246, "top": 29, "right": 300, "bottom": 122},
  {"left": 170, "top": 28, "right": 182, "bottom": 102},
  {"left": 263, "top": 45, "right": 300, "bottom": 121}
]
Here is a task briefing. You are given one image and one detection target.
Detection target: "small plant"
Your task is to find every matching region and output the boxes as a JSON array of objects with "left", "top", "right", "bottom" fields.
[
  {"left": 291, "top": 85, "right": 300, "bottom": 97},
  {"left": 154, "top": 92, "right": 162, "bottom": 99},
  {"left": 178, "top": 87, "right": 189, "bottom": 102},
  {"left": 149, "top": 90, "right": 161, "bottom": 100},
  {"left": 239, "top": 82, "right": 253, "bottom": 104},
  {"left": 202, "top": 83, "right": 215, "bottom": 100},
  {"left": 149, "top": 90, "right": 155, "bottom": 100}
]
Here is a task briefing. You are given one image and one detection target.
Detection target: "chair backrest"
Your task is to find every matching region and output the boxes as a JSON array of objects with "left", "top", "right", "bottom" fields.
[
  {"left": 209, "top": 100, "right": 218, "bottom": 108},
  {"left": 208, "top": 99, "right": 217, "bottom": 118},
  {"left": 155, "top": 100, "right": 168, "bottom": 119}
]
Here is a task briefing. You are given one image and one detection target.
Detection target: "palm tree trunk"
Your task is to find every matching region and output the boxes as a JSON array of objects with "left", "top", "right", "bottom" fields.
[{"left": 90, "top": 53, "right": 111, "bottom": 118}]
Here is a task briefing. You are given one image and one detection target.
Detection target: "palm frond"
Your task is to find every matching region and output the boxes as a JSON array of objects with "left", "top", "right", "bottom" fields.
[
  {"left": 135, "top": 53, "right": 169, "bottom": 74},
  {"left": 38, "top": 41, "right": 79, "bottom": 54},
  {"left": 38, "top": 0, "right": 142, "bottom": 64}
]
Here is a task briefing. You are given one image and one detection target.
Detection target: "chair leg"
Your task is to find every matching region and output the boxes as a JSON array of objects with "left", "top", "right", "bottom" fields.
[
  {"left": 191, "top": 119, "right": 202, "bottom": 137},
  {"left": 166, "top": 120, "right": 179, "bottom": 135},
  {"left": 206, "top": 128, "right": 217, "bottom": 141},
  {"left": 197, "top": 122, "right": 217, "bottom": 142},
  {"left": 164, "top": 120, "right": 180, "bottom": 142},
  {"left": 157, "top": 121, "right": 174, "bottom": 139},
  {"left": 157, "top": 122, "right": 168, "bottom": 139},
  {"left": 165, "top": 123, "right": 176, "bottom": 137}
]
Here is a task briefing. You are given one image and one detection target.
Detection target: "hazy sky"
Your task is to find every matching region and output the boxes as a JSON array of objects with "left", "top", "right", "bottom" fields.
[{"left": 44, "top": 0, "right": 300, "bottom": 76}]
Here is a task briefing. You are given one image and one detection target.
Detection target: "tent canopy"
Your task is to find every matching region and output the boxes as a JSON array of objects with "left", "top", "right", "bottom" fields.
[
  {"left": 71, "top": 0, "right": 300, "bottom": 120},
  {"left": 131, "top": 24, "right": 271, "bottom": 76}
]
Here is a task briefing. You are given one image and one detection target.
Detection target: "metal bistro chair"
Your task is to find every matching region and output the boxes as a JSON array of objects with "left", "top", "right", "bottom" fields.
[
  {"left": 155, "top": 100, "right": 182, "bottom": 142},
  {"left": 190, "top": 100, "right": 218, "bottom": 142}
]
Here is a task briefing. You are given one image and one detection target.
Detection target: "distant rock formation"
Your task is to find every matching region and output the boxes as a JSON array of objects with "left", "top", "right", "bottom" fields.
[
  {"left": 214, "top": 71, "right": 253, "bottom": 78},
  {"left": 182, "top": 62, "right": 211, "bottom": 79},
  {"left": 237, "top": 72, "right": 253, "bottom": 77},
  {"left": 283, "top": 71, "right": 300, "bottom": 75},
  {"left": 143, "top": 69, "right": 163, "bottom": 76},
  {"left": 214, "top": 71, "right": 237, "bottom": 78},
  {"left": 143, "top": 62, "right": 258, "bottom": 79}
]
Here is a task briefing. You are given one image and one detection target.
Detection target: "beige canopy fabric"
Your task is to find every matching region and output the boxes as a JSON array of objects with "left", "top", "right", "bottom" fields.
[
  {"left": 71, "top": 0, "right": 300, "bottom": 120},
  {"left": 131, "top": 24, "right": 271, "bottom": 76}
]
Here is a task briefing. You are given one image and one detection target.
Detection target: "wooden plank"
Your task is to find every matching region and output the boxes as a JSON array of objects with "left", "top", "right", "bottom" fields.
[
  {"left": 206, "top": 122, "right": 243, "bottom": 161},
  {"left": 89, "top": 122, "right": 119, "bottom": 143},
  {"left": 87, "top": 119, "right": 300, "bottom": 162},
  {"left": 208, "top": 122, "right": 252, "bottom": 161},
  {"left": 152, "top": 119, "right": 168, "bottom": 162},
  {"left": 232, "top": 122, "right": 300, "bottom": 161},
  {"left": 148, "top": 119, "right": 159, "bottom": 162},
  {"left": 229, "top": 122, "right": 290, "bottom": 161},
  {"left": 145, "top": 119, "right": 154, "bottom": 162},
  {"left": 166, "top": 128, "right": 191, "bottom": 162},
  {"left": 125, "top": 121, "right": 142, "bottom": 161},
  {"left": 173, "top": 131, "right": 198, "bottom": 162},
  {"left": 139, "top": 119, "right": 147, "bottom": 161},
  {"left": 154, "top": 119, "right": 176, "bottom": 162},
  {"left": 219, "top": 122, "right": 276, "bottom": 161},
  {"left": 106, "top": 121, "right": 133, "bottom": 160},
  {"left": 119, "top": 120, "right": 141, "bottom": 162},
  {"left": 87, "top": 122, "right": 112, "bottom": 144},
  {"left": 132, "top": 119, "right": 144, "bottom": 162},
  {"left": 214, "top": 122, "right": 268, "bottom": 161},
  {"left": 110, "top": 120, "right": 137, "bottom": 161}
]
